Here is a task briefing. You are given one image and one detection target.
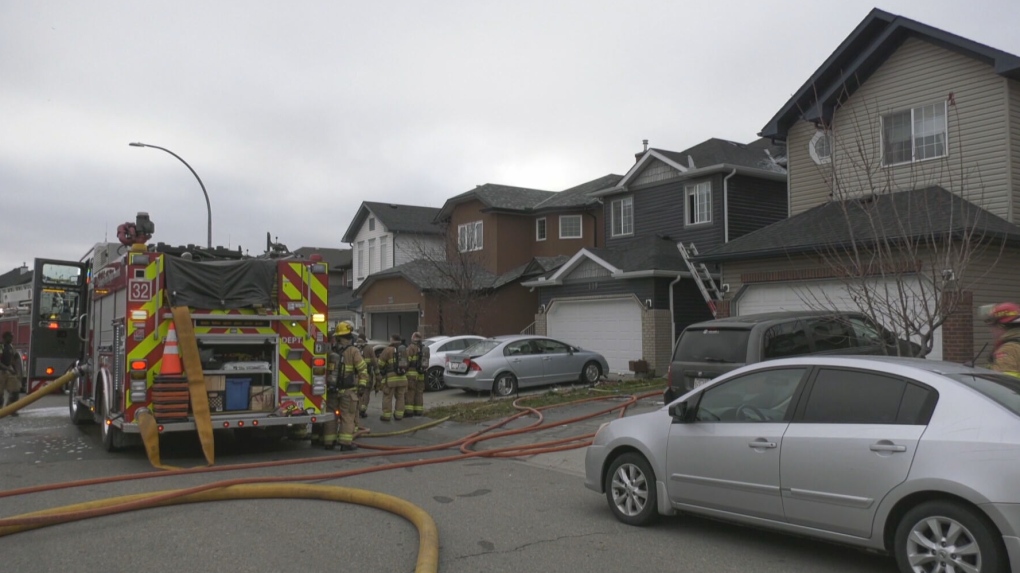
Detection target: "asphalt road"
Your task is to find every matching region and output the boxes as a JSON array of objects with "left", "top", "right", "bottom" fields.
[{"left": 0, "top": 389, "right": 899, "bottom": 573}]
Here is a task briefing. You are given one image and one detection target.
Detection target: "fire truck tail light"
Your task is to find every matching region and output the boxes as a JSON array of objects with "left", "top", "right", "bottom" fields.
[
  {"left": 310, "top": 263, "right": 327, "bottom": 274},
  {"left": 312, "top": 313, "right": 325, "bottom": 323},
  {"left": 130, "top": 310, "right": 148, "bottom": 320},
  {"left": 45, "top": 367, "right": 55, "bottom": 375},
  {"left": 312, "top": 376, "right": 326, "bottom": 395},
  {"left": 252, "top": 420, "right": 259, "bottom": 426},
  {"left": 48, "top": 322, "right": 58, "bottom": 329},
  {"left": 312, "top": 357, "right": 326, "bottom": 368},
  {"left": 130, "top": 360, "right": 147, "bottom": 371}
]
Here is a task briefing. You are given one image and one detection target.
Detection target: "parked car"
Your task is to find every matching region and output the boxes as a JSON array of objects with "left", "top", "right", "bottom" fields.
[
  {"left": 663, "top": 311, "right": 922, "bottom": 402},
  {"left": 444, "top": 335, "right": 609, "bottom": 396},
  {"left": 422, "top": 335, "right": 485, "bottom": 391},
  {"left": 586, "top": 356, "right": 1020, "bottom": 573}
]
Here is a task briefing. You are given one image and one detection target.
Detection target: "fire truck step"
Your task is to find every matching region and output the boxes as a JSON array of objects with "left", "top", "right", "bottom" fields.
[
  {"left": 152, "top": 383, "right": 189, "bottom": 391},
  {"left": 152, "top": 392, "right": 191, "bottom": 401}
]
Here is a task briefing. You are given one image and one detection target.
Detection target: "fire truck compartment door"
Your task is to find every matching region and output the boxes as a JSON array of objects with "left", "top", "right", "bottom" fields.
[{"left": 164, "top": 258, "right": 276, "bottom": 309}]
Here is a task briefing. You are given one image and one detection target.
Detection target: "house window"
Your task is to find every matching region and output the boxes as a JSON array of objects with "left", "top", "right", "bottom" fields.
[
  {"left": 458, "top": 221, "right": 483, "bottom": 252},
  {"left": 368, "top": 217, "right": 375, "bottom": 231},
  {"left": 882, "top": 101, "right": 947, "bottom": 166},
  {"left": 536, "top": 218, "right": 547, "bottom": 241},
  {"left": 356, "top": 241, "right": 365, "bottom": 278},
  {"left": 368, "top": 238, "right": 376, "bottom": 273},
  {"left": 809, "top": 130, "right": 832, "bottom": 165},
  {"left": 611, "top": 197, "right": 633, "bottom": 237},
  {"left": 345, "top": 268, "right": 352, "bottom": 286},
  {"left": 559, "top": 215, "right": 582, "bottom": 239},
  {"left": 379, "top": 235, "right": 389, "bottom": 269},
  {"left": 685, "top": 181, "right": 711, "bottom": 225}
]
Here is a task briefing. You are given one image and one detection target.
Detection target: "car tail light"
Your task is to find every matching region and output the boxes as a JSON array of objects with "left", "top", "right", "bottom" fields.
[{"left": 465, "top": 358, "right": 482, "bottom": 372}]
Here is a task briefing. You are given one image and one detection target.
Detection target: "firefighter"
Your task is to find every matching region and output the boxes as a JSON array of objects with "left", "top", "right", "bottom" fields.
[
  {"left": 984, "top": 302, "right": 1020, "bottom": 378},
  {"left": 355, "top": 334, "right": 378, "bottom": 418},
  {"left": 404, "top": 332, "right": 425, "bottom": 417},
  {"left": 323, "top": 321, "right": 368, "bottom": 450},
  {"left": 1, "top": 332, "right": 23, "bottom": 414},
  {"left": 377, "top": 333, "right": 408, "bottom": 421}
]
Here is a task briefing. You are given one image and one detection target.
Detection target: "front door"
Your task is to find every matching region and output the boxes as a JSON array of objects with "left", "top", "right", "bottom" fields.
[{"left": 665, "top": 367, "right": 807, "bottom": 522}]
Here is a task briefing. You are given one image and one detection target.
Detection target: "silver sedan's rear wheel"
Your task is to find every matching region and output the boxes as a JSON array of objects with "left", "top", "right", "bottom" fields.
[
  {"left": 606, "top": 452, "right": 658, "bottom": 526},
  {"left": 492, "top": 373, "right": 517, "bottom": 397},
  {"left": 894, "top": 500, "right": 1006, "bottom": 573}
]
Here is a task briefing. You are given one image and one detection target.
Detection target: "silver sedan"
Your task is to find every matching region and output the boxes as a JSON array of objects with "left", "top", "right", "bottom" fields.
[
  {"left": 444, "top": 334, "right": 608, "bottom": 396},
  {"left": 585, "top": 356, "right": 1020, "bottom": 573}
]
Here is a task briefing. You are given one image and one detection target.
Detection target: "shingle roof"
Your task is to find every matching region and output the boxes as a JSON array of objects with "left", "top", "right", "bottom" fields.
[
  {"left": 341, "top": 202, "right": 443, "bottom": 243},
  {"left": 293, "top": 247, "right": 352, "bottom": 269},
  {"left": 437, "top": 183, "right": 557, "bottom": 220},
  {"left": 697, "top": 187, "right": 1020, "bottom": 262},
  {"left": 534, "top": 174, "right": 623, "bottom": 210},
  {"left": 761, "top": 8, "right": 1020, "bottom": 140},
  {"left": 586, "top": 235, "right": 689, "bottom": 273},
  {"left": 651, "top": 138, "right": 787, "bottom": 174},
  {"left": 0, "top": 266, "right": 32, "bottom": 289}
]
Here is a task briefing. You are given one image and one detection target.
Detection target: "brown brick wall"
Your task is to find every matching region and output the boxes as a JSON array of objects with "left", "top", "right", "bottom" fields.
[
  {"left": 642, "top": 309, "right": 672, "bottom": 376},
  {"left": 715, "top": 300, "right": 731, "bottom": 319},
  {"left": 941, "top": 290, "right": 974, "bottom": 363}
]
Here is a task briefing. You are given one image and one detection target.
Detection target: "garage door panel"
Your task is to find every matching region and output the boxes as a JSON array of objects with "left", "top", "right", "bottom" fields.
[
  {"left": 547, "top": 299, "right": 641, "bottom": 374},
  {"left": 737, "top": 280, "right": 942, "bottom": 360}
]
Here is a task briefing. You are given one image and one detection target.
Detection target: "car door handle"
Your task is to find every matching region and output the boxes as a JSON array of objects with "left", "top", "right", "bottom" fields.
[
  {"left": 869, "top": 443, "right": 907, "bottom": 453},
  {"left": 748, "top": 440, "right": 777, "bottom": 449}
]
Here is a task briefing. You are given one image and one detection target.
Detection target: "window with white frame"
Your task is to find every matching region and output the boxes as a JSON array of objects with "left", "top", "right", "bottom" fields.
[
  {"left": 611, "top": 197, "right": 633, "bottom": 237},
  {"left": 379, "top": 235, "right": 389, "bottom": 269},
  {"left": 536, "top": 218, "right": 547, "bottom": 241},
  {"left": 458, "top": 221, "right": 483, "bottom": 252},
  {"left": 685, "top": 181, "right": 711, "bottom": 225},
  {"left": 882, "top": 101, "right": 947, "bottom": 166},
  {"left": 809, "top": 129, "right": 833, "bottom": 165},
  {"left": 368, "top": 238, "right": 376, "bottom": 273},
  {"left": 356, "top": 241, "right": 365, "bottom": 278},
  {"left": 559, "top": 215, "right": 582, "bottom": 239},
  {"left": 345, "top": 268, "right": 352, "bottom": 286},
  {"left": 368, "top": 217, "right": 375, "bottom": 231}
]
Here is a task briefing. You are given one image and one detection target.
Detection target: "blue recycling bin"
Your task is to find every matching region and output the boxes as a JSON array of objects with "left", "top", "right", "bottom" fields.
[{"left": 225, "top": 378, "right": 252, "bottom": 411}]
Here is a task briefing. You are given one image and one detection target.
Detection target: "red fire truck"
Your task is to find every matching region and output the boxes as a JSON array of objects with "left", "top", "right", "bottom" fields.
[
  {"left": 64, "top": 212, "right": 334, "bottom": 451},
  {"left": 1, "top": 261, "right": 85, "bottom": 394}
]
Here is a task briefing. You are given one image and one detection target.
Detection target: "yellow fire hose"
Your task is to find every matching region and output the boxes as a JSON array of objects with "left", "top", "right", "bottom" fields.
[{"left": 0, "top": 483, "right": 440, "bottom": 573}]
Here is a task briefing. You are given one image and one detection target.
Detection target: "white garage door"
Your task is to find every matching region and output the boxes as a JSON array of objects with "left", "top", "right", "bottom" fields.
[
  {"left": 737, "top": 279, "right": 942, "bottom": 360},
  {"left": 547, "top": 298, "right": 642, "bottom": 374}
]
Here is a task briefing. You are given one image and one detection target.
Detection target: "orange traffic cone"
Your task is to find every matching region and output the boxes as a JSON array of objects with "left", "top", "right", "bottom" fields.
[{"left": 161, "top": 320, "right": 183, "bottom": 376}]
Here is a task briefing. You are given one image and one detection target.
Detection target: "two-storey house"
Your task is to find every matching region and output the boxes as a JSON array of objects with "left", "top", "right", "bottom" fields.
[
  {"left": 341, "top": 202, "right": 443, "bottom": 340},
  {"left": 525, "top": 138, "right": 788, "bottom": 375},
  {"left": 354, "top": 178, "right": 615, "bottom": 340},
  {"left": 697, "top": 9, "right": 1020, "bottom": 362}
]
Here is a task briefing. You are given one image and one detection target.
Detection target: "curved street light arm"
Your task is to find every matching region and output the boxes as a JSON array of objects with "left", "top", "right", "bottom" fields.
[{"left": 129, "top": 142, "right": 212, "bottom": 249}]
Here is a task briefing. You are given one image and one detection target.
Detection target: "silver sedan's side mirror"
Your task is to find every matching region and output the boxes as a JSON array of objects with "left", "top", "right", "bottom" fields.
[{"left": 669, "top": 401, "right": 688, "bottom": 423}]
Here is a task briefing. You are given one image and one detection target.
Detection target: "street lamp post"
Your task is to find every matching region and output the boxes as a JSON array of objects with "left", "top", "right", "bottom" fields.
[{"left": 129, "top": 142, "right": 212, "bottom": 249}]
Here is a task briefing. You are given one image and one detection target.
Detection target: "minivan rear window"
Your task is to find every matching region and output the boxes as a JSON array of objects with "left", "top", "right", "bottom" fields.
[{"left": 675, "top": 329, "right": 751, "bottom": 363}]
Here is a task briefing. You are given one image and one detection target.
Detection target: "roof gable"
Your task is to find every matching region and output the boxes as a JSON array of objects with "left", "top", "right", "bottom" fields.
[
  {"left": 761, "top": 8, "right": 1020, "bottom": 140},
  {"left": 437, "top": 183, "right": 556, "bottom": 220},
  {"left": 341, "top": 202, "right": 442, "bottom": 243}
]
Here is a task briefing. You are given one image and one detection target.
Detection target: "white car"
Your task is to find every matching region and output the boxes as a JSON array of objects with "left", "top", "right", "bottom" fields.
[{"left": 423, "top": 335, "right": 485, "bottom": 391}]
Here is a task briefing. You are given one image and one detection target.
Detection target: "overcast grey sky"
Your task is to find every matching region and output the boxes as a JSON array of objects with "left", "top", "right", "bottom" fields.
[{"left": 2, "top": 1, "right": 1018, "bottom": 273}]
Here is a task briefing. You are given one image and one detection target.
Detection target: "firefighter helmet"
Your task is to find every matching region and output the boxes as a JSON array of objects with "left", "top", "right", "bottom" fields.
[
  {"left": 984, "top": 302, "right": 1020, "bottom": 325},
  {"left": 334, "top": 321, "right": 354, "bottom": 337}
]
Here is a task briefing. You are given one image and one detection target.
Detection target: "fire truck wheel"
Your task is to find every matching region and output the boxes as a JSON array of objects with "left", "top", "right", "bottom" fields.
[
  {"left": 68, "top": 378, "right": 91, "bottom": 426},
  {"left": 98, "top": 387, "right": 126, "bottom": 452}
]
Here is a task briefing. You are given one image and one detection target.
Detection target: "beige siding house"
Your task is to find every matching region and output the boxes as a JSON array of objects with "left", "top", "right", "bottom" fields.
[{"left": 698, "top": 8, "right": 1020, "bottom": 364}]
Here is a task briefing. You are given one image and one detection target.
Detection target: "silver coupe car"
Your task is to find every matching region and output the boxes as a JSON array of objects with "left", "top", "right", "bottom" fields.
[
  {"left": 444, "top": 334, "right": 608, "bottom": 396},
  {"left": 585, "top": 356, "right": 1020, "bottom": 573}
]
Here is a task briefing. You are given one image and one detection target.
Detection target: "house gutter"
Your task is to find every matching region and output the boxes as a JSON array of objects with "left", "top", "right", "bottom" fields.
[
  {"left": 723, "top": 168, "right": 737, "bottom": 243},
  {"left": 669, "top": 274, "right": 683, "bottom": 346}
]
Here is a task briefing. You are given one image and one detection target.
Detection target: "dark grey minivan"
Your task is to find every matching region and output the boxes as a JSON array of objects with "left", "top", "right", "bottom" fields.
[{"left": 663, "top": 311, "right": 921, "bottom": 402}]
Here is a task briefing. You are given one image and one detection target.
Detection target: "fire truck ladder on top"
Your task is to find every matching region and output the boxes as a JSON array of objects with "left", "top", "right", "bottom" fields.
[{"left": 678, "top": 243, "right": 724, "bottom": 318}]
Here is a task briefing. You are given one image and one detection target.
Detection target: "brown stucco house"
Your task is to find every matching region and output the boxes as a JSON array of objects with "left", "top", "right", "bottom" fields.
[
  {"left": 352, "top": 177, "right": 617, "bottom": 340},
  {"left": 696, "top": 8, "right": 1020, "bottom": 363},
  {"left": 525, "top": 138, "right": 788, "bottom": 375}
]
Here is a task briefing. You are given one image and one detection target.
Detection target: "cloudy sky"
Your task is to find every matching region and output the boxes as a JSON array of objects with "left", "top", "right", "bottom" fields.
[{"left": 2, "top": 0, "right": 1018, "bottom": 273}]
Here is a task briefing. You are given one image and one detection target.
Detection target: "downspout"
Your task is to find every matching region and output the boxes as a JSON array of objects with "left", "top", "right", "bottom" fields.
[
  {"left": 669, "top": 273, "right": 682, "bottom": 346},
  {"left": 723, "top": 168, "right": 737, "bottom": 243}
]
